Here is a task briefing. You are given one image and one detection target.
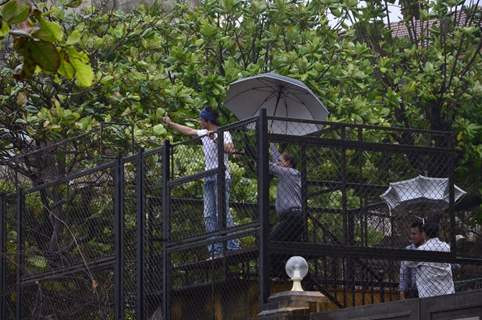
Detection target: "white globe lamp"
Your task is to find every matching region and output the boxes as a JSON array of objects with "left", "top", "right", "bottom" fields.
[{"left": 285, "top": 256, "right": 309, "bottom": 292}]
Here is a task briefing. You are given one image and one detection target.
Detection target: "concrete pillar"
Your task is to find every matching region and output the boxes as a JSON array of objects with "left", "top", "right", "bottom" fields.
[{"left": 258, "top": 291, "right": 330, "bottom": 320}]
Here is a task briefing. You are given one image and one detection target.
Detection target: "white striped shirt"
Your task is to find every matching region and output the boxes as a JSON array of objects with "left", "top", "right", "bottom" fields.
[{"left": 410, "top": 238, "right": 455, "bottom": 298}]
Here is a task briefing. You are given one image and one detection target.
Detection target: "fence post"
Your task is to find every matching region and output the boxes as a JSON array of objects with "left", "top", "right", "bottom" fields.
[
  {"left": 300, "top": 146, "right": 307, "bottom": 241},
  {"left": 162, "top": 141, "right": 171, "bottom": 320},
  {"left": 136, "top": 150, "right": 145, "bottom": 320},
  {"left": 258, "top": 108, "right": 270, "bottom": 305},
  {"left": 0, "top": 193, "right": 6, "bottom": 320},
  {"left": 340, "top": 126, "right": 352, "bottom": 307},
  {"left": 217, "top": 127, "right": 226, "bottom": 253},
  {"left": 15, "top": 189, "right": 24, "bottom": 320},
  {"left": 114, "top": 157, "right": 125, "bottom": 320},
  {"left": 448, "top": 132, "right": 456, "bottom": 256}
]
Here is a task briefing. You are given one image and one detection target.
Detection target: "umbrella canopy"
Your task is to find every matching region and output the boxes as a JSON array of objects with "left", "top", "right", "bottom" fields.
[
  {"left": 380, "top": 175, "right": 466, "bottom": 211},
  {"left": 224, "top": 72, "right": 329, "bottom": 135}
]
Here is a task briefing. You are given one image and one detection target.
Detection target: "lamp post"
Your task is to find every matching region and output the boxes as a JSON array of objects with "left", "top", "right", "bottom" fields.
[{"left": 285, "top": 256, "right": 309, "bottom": 292}]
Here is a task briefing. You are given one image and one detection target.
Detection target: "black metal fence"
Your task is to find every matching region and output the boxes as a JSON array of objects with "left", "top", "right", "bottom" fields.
[{"left": 1, "top": 111, "right": 481, "bottom": 319}]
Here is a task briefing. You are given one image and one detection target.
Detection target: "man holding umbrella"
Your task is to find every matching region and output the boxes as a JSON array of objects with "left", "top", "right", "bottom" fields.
[
  {"left": 269, "top": 143, "right": 303, "bottom": 242},
  {"left": 162, "top": 107, "right": 240, "bottom": 257},
  {"left": 268, "top": 143, "right": 304, "bottom": 278},
  {"left": 223, "top": 72, "right": 328, "bottom": 275}
]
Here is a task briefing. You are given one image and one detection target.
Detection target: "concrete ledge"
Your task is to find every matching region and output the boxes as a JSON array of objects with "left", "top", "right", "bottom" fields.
[
  {"left": 258, "top": 291, "right": 329, "bottom": 319},
  {"left": 258, "top": 306, "right": 309, "bottom": 316}
]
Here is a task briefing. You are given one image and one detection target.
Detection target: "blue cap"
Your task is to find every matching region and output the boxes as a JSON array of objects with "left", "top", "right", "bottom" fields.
[{"left": 199, "top": 107, "right": 217, "bottom": 123}]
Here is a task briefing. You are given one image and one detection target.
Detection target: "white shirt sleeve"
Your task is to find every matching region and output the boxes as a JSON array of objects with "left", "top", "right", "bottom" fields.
[
  {"left": 224, "top": 131, "right": 233, "bottom": 144},
  {"left": 196, "top": 129, "right": 208, "bottom": 137}
]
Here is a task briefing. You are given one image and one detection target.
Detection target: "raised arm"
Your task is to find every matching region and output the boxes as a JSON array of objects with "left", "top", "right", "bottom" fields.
[
  {"left": 162, "top": 115, "right": 197, "bottom": 137},
  {"left": 269, "top": 143, "right": 281, "bottom": 162},
  {"left": 269, "top": 161, "right": 295, "bottom": 177},
  {"left": 268, "top": 143, "right": 287, "bottom": 176}
]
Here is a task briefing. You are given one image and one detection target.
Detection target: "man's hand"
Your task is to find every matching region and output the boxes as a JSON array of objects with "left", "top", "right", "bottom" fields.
[
  {"left": 161, "top": 115, "right": 196, "bottom": 136},
  {"left": 207, "top": 130, "right": 217, "bottom": 140},
  {"left": 162, "top": 115, "right": 172, "bottom": 126},
  {"left": 224, "top": 143, "right": 235, "bottom": 154},
  {"left": 206, "top": 130, "right": 235, "bottom": 154}
]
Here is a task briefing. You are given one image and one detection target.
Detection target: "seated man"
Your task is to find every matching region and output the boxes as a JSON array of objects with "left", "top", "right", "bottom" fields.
[
  {"left": 410, "top": 222, "right": 455, "bottom": 298},
  {"left": 269, "top": 144, "right": 304, "bottom": 243}
]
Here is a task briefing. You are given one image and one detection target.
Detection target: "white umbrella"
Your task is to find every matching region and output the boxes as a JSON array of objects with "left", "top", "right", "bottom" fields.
[
  {"left": 380, "top": 175, "right": 466, "bottom": 211},
  {"left": 224, "top": 72, "right": 329, "bottom": 135}
]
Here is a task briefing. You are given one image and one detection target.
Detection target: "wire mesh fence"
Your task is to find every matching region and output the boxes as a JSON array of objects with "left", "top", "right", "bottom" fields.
[
  {"left": 0, "top": 123, "right": 135, "bottom": 194},
  {"left": 267, "top": 117, "right": 456, "bottom": 252},
  {"left": 160, "top": 118, "right": 262, "bottom": 319},
  {"left": 143, "top": 149, "right": 165, "bottom": 319},
  {"left": 168, "top": 118, "right": 259, "bottom": 250},
  {"left": 169, "top": 235, "right": 259, "bottom": 320},
  {"left": 1, "top": 114, "right": 481, "bottom": 319},
  {"left": 1, "top": 193, "right": 16, "bottom": 319},
  {"left": 11, "top": 163, "right": 117, "bottom": 319},
  {"left": 227, "top": 119, "right": 259, "bottom": 224},
  {"left": 305, "top": 255, "right": 482, "bottom": 307},
  {"left": 20, "top": 270, "right": 115, "bottom": 319},
  {"left": 262, "top": 116, "right": 482, "bottom": 310},
  {"left": 3, "top": 132, "right": 102, "bottom": 190},
  {"left": 454, "top": 197, "right": 482, "bottom": 259},
  {"left": 122, "top": 156, "right": 139, "bottom": 318}
]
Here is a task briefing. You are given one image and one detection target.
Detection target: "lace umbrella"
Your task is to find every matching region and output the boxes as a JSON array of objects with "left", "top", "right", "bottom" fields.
[{"left": 380, "top": 175, "right": 466, "bottom": 211}]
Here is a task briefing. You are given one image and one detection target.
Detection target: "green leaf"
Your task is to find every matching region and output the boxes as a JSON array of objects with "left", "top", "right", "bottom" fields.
[
  {"left": 222, "top": 0, "right": 238, "bottom": 12},
  {"left": 65, "top": 0, "right": 82, "bottom": 8},
  {"left": 1, "top": 1, "right": 18, "bottom": 22},
  {"left": 29, "top": 40, "right": 60, "bottom": 72},
  {"left": 76, "top": 116, "right": 93, "bottom": 130},
  {"left": 7, "top": 231, "right": 16, "bottom": 241},
  {"left": 423, "top": 61, "right": 434, "bottom": 73},
  {"left": 32, "top": 17, "right": 64, "bottom": 42},
  {"left": 73, "top": 61, "right": 93, "bottom": 87},
  {"left": 152, "top": 124, "right": 166, "bottom": 135},
  {"left": 200, "top": 20, "right": 217, "bottom": 38},
  {"left": 16, "top": 91, "right": 27, "bottom": 106},
  {"left": 58, "top": 51, "right": 74, "bottom": 79},
  {"left": 28, "top": 256, "right": 48, "bottom": 269},
  {"left": 67, "top": 47, "right": 94, "bottom": 87},
  {"left": 49, "top": 6, "right": 65, "bottom": 20},
  {"left": 25, "top": 104, "right": 38, "bottom": 113},
  {"left": 2, "top": 0, "right": 30, "bottom": 25},
  {"left": 66, "top": 29, "right": 81, "bottom": 45},
  {"left": 0, "top": 20, "right": 10, "bottom": 38}
]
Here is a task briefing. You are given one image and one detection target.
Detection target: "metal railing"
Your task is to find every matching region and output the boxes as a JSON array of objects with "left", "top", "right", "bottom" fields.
[{"left": 0, "top": 111, "right": 481, "bottom": 320}]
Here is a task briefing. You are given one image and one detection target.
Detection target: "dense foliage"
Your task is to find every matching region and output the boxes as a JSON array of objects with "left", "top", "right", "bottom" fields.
[{"left": 1, "top": 0, "right": 480, "bottom": 188}]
